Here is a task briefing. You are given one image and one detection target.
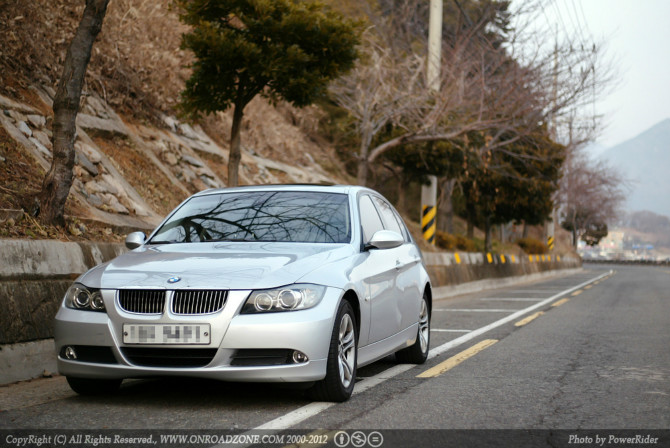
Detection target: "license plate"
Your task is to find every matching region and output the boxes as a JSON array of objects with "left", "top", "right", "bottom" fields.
[{"left": 123, "top": 324, "right": 211, "bottom": 345}]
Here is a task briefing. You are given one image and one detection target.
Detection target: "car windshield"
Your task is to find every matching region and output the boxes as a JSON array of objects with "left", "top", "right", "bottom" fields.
[{"left": 149, "top": 191, "right": 351, "bottom": 244}]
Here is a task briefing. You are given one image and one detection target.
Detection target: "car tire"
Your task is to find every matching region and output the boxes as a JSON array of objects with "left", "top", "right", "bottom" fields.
[
  {"left": 66, "top": 376, "right": 122, "bottom": 395},
  {"left": 307, "top": 300, "right": 357, "bottom": 402},
  {"left": 396, "top": 292, "right": 430, "bottom": 364}
]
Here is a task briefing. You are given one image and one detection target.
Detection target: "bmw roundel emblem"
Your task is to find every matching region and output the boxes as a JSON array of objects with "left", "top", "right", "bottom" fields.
[{"left": 167, "top": 276, "right": 181, "bottom": 284}]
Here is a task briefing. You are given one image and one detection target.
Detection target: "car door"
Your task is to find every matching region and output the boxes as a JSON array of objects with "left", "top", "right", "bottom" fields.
[
  {"left": 355, "top": 194, "right": 403, "bottom": 345},
  {"left": 370, "top": 196, "right": 422, "bottom": 335}
]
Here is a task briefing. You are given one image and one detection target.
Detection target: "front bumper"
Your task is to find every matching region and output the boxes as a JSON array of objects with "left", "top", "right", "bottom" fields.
[{"left": 54, "top": 287, "right": 342, "bottom": 383}]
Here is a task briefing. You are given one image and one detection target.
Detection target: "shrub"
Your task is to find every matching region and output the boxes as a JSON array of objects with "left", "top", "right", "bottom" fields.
[
  {"left": 436, "top": 231, "right": 476, "bottom": 252},
  {"left": 516, "top": 237, "right": 548, "bottom": 254}
]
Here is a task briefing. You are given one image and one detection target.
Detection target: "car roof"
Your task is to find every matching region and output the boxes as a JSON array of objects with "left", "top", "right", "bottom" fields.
[{"left": 192, "top": 184, "right": 376, "bottom": 197}]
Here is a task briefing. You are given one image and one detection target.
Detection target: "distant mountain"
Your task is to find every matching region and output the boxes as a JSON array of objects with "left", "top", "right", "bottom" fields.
[
  {"left": 601, "top": 118, "right": 670, "bottom": 218},
  {"left": 584, "top": 142, "right": 608, "bottom": 158}
]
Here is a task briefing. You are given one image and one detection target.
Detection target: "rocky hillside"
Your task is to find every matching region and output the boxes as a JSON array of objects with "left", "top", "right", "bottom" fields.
[{"left": 0, "top": 0, "right": 352, "bottom": 241}]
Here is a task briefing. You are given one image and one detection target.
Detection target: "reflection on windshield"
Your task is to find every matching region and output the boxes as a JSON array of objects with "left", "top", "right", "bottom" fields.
[{"left": 150, "top": 191, "right": 351, "bottom": 244}]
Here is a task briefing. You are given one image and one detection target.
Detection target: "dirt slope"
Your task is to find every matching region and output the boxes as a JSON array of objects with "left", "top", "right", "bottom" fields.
[{"left": 0, "top": 1, "right": 352, "bottom": 241}]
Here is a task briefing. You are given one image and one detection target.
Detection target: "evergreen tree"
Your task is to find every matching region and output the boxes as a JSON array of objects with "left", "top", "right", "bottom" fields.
[{"left": 176, "top": 0, "right": 361, "bottom": 186}]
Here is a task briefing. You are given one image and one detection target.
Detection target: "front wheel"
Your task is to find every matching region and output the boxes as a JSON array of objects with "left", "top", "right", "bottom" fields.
[
  {"left": 307, "top": 300, "right": 357, "bottom": 402},
  {"left": 396, "top": 293, "right": 430, "bottom": 364},
  {"left": 66, "top": 376, "right": 122, "bottom": 395}
]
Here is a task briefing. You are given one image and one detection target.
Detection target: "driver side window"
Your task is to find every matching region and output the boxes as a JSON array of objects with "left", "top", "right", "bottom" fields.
[{"left": 359, "top": 195, "right": 384, "bottom": 242}]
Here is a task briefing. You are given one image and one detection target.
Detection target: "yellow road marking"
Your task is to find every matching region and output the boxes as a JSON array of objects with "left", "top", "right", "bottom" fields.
[
  {"left": 584, "top": 285, "right": 593, "bottom": 289},
  {"left": 514, "top": 311, "right": 545, "bottom": 327},
  {"left": 552, "top": 298, "right": 570, "bottom": 307},
  {"left": 571, "top": 290, "right": 583, "bottom": 296},
  {"left": 417, "top": 339, "right": 498, "bottom": 378}
]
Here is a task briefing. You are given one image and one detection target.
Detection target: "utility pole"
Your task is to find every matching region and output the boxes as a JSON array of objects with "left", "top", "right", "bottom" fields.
[
  {"left": 427, "top": 0, "right": 443, "bottom": 91},
  {"left": 422, "top": 0, "right": 442, "bottom": 245},
  {"left": 547, "top": 35, "right": 559, "bottom": 252}
]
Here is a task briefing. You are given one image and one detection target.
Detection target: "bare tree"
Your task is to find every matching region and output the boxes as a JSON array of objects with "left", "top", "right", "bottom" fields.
[
  {"left": 331, "top": 0, "right": 615, "bottom": 187},
  {"left": 39, "top": 0, "right": 110, "bottom": 225},
  {"left": 329, "top": 29, "right": 427, "bottom": 185},
  {"left": 557, "top": 147, "right": 628, "bottom": 247}
]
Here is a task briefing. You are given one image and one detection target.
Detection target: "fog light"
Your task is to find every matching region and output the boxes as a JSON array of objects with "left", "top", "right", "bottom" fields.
[
  {"left": 292, "top": 350, "right": 308, "bottom": 364},
  {"left": 64, "top": 346, "right": 77, "bottom": 360}
]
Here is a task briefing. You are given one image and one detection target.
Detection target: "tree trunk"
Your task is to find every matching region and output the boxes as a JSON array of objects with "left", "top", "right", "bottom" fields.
[
  {"left": 356, "top": 159, "right": 368, "bottom": 186},
  {"left": 484, "top": 216, "right": 492, "bottom": 253},
  {"left": 466, "top": 202, "right": 475, "bottom": 239},
  {"left": 39, "top": 0, "right": 109, "bottom": 225},
  {"left": 228, "top": 102, "right": 244, "bottom": 187},
  {"left": 356, "top": 130, "right": 372, "bottom": 186},
  {"left": 440, "top": 178, "right": 456, "bottom": 234},
  {"left": 396, "top": 172, "right": 406, "bottom": 215}
]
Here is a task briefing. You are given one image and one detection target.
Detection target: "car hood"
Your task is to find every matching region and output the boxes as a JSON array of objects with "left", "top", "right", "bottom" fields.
[{"left": 80, "top": 242, "right": 354, "bottom": 290}]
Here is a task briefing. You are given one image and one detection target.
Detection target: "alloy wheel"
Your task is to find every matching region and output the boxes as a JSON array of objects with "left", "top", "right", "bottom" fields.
[{"left": 338, "top": 313, "right": 356, "bottom": 388}]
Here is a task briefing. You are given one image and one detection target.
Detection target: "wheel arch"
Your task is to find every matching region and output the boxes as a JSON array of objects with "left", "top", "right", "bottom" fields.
[
  {"left": 341, "top": 289, "right": 361, "bottom": 337},
  {"left": 423, "top": 282, "right": 433, "bottom": 316}
]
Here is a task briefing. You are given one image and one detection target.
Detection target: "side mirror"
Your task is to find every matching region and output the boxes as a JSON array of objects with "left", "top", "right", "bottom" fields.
[
  {"left": 125, "top": 231, "right": 146, "bottom": 250},
  {"left": 365, "top": 230, "right": 404, "bottom": 250}
]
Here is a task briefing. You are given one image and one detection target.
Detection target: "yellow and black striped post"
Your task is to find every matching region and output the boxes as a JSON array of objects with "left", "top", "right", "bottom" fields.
[
  {"left": 547, "top": 236, "right": 555, "bottom": 251},
  {"left": 422, "top": 205, "right": 436, "bottom": 244},
  {"left": 421, "top": 175, "right": 438, "bottom": 245}
]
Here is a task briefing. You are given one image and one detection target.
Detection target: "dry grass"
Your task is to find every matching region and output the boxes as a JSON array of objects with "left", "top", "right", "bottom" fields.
[
  {"left": 0, "top": 0, "right": 190, "bottom": 122},
  {"left": 0, "top": 127, "right": 125, "bottom": 242},
  {"left": 0, "top": 127, "right": 45, "bottom": 212},
  {"left": 92, "top": 136, "right": 187, "bottom": 215}
]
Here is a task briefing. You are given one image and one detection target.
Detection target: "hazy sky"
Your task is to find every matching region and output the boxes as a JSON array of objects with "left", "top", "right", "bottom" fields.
[{"left": 539, "top": 0, "right": 670, "bottom": 148}]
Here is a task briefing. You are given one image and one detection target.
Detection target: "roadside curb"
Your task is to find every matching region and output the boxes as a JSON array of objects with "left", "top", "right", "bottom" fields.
[{"left": 433, "top": 268, "right": 584, "bottom": 300}]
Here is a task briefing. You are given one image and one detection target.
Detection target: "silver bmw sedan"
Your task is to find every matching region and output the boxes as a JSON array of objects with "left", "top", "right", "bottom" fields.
[{"left": 54, "top": 184, "right": 432, "bottom": 401}]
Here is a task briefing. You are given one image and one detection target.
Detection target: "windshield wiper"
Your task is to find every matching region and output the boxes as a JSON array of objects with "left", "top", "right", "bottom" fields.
[{"left": 148, "top": 240, "right": 179, "bottom": 245}]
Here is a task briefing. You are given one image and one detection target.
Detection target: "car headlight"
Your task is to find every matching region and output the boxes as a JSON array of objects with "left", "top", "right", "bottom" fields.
[
  {"left": 64, "top": 283, "right": 106, "bottom": 312},
  {"left": 241, "top": 284, "right": 326, "bottom": 314}
]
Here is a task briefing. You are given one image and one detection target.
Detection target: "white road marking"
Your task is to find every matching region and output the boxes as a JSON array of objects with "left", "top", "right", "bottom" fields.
[
  {"left": 480, "top": 298, "right": 545, "bottom": 302},
  {"left": 509, "top": 289, "right": 564, "bottom": 293},
  {"left": 434, "top": 308, "right": 518, "bottom": 312},
  {"left": 430, "top": 329, "right": 471, "bottom": 333},
  {"left": 223, "top": 269, "right": 612, "bottom": 443},
  {"left": 254, "top": 402, "right": 336, "bottom": 430},
  {"left": 249, "top": 364, "right": 416, "bottom": 431}
]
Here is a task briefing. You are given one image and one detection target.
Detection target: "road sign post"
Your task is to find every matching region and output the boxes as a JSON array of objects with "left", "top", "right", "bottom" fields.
[{"left": 421, "top": 175, "right": 437, "bottom": 245}]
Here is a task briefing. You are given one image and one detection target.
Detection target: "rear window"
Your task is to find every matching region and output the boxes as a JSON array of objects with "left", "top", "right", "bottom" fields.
[{"left": 150, "top": 191, "right": 351, "bottom": 244}]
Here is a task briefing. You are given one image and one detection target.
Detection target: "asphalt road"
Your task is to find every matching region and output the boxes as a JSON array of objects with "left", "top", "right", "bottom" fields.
[{"left": 1, "top": 265, "right": 669, "bottom": 446}]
